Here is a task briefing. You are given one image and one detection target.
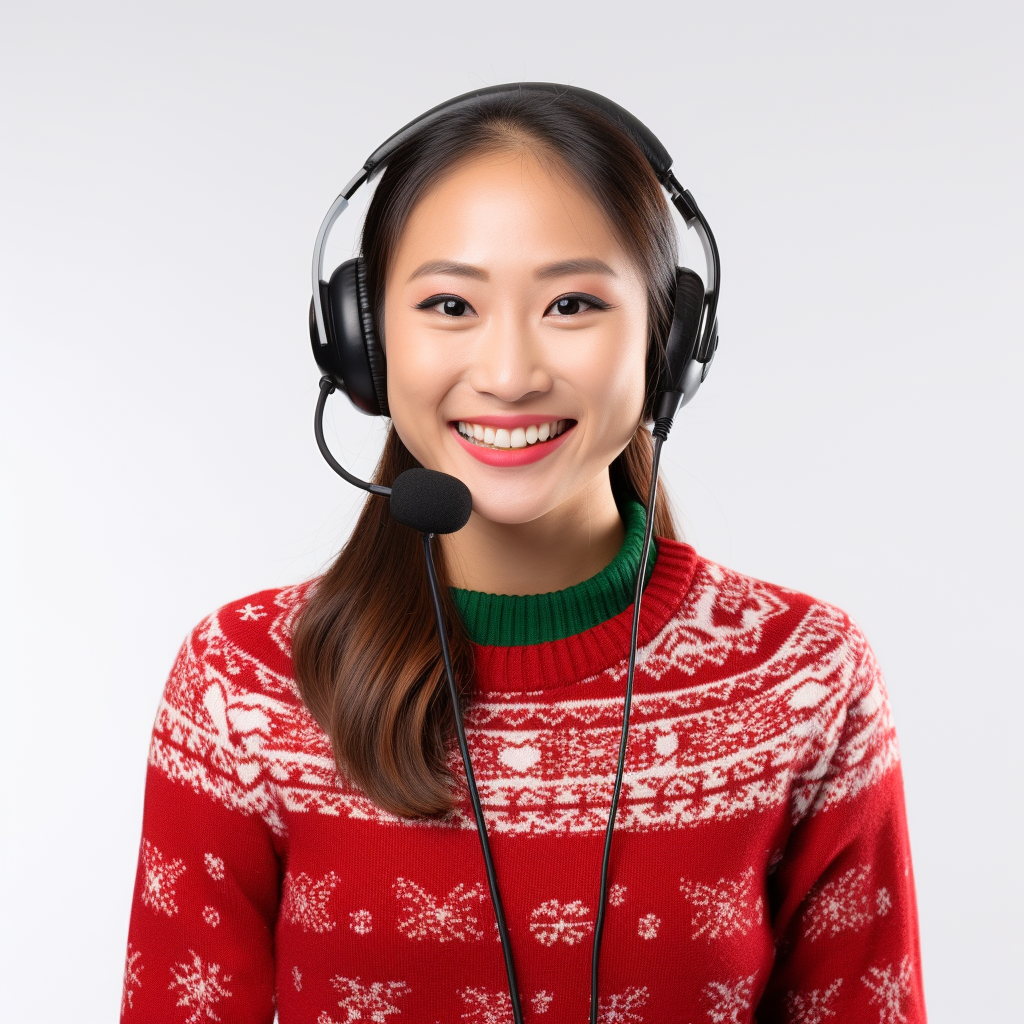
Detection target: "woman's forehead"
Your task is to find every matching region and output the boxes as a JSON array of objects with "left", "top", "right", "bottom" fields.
[{"left": 390, "top": 147, "right": 631, "bottom": 277}]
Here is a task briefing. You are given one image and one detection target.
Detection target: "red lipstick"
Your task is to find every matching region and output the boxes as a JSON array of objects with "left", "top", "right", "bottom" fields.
[{"left": 449, "top": 421, "right": 575, "bottom": 467}]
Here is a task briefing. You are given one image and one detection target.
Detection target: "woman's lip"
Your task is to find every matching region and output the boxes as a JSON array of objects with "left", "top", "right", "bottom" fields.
[
  {"left": 448, "top": 414, "right": 576, "bottom": 429},
  {"left": 449, "top": 422, "right": 574, "bottom": 466}
]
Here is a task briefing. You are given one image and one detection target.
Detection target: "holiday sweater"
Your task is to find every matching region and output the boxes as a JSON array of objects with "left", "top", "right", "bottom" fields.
[{"left": 121, "top": 505, "right": 926, "bottom": 1023}]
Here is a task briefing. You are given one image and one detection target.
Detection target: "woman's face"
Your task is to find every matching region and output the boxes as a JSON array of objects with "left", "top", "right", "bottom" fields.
[{"left": 383, "top": 147, "right": 649, "bottom": 525}]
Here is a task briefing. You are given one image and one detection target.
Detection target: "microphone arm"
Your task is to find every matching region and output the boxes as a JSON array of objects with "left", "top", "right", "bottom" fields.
[{"left": 314, "top": 377, "right": 392, "bottom": 497}]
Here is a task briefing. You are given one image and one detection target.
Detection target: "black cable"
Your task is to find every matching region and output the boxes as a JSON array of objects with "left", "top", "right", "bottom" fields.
[
  {"left": 421, "top": 533, "right": 524, "bottom": 1024},
  {"left": 589, "top": 420, "right": 669, "bottom": 1024}
]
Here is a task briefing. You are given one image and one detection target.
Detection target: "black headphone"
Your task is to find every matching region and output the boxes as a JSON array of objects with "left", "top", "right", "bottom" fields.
[{"left": 308, "top": 82, "right": 720, "bottom": 429}]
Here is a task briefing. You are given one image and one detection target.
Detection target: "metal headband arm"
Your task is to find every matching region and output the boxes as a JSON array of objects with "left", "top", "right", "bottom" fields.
[
  {"left": 311, "top": 169, "right": 369, "bottom": 352},
  {"left": 665, "top": 171, "right": 720, "bottom": 363}
]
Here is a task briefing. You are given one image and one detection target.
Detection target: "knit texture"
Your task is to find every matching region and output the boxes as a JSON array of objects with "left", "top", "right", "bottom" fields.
[
  {"left": 120, "top": 541, "right": 927, "bottom": 1024},
  {"left": 451, "top": 499, "right": 657, "bottom": 645}
]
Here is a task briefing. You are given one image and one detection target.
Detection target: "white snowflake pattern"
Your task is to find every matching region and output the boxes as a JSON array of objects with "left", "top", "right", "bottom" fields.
[
  {"left": 141, "top": 839, "right": 187, "bottom": 917},
  {"left": 803, "top": 864, "right": 888, "bottom": 941},
  {"left": 679, "top": 867, "right": 763, "bottom": 940},
  {"left": 785, "top": 979, "right": 843, "bottom": 1024},
  {"left": 394, "top": 877, "right": 487, "bottom": 942},
  {"left": 237, "top": 603, "right": 266, "bottom": 621},
  {"left": 599, "top": 985, "right": 649, "bottom": 1023},
  {"left": 293, "top": 966, "right": 303, "bottom": 992},
  {"left": 701, "top": 974, "right": 757, "bottom": 1024},
  {"left": 531, "top": 991, "right": 553, "bottom": 1015},
  {"left": 280, "top": 870, "right": 340, "bottom": 933},
  {"left": 204, "top": 854, "right": 225, "bottom": 881},
  {"left": 608, "top": 884, "right": 627, "bottom": 906},
  {"left": 637, "top": 913, "right": 660, "bottom": 940},
  {"left": 350, "top": 909, "right": 373, "bottom": 935},
  {"left": 459, "top": 986, "right": 514, "bottom": 1024},
  {"left": 876, "top": 888, "right": 892, "bottom": 917},
  {"left": 202, "top": 905, "right": 220, "bottom": 928},
  {"left": 861, "top": 956, "right": 913, "bottom": 1024},
  {"left": 459, "top": 986, "right": 553, "bottom": 1024},
  {"left": 168, "top": 951, "right": 232, "bottom": 1023},
  {"left": 320, "top": 976, "right": 410, "bottom": 1023},
  {"left": 529, "top": 898, "right": 593, "bottom": 946},
  {"left": 121, "top": 942, "right": 143, "bottom": 1014}
]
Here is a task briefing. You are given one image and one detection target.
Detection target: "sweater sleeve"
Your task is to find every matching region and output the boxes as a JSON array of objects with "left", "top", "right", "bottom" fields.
[
  {"left": 757, "top": 618, "right": 927, "bottom": 1022},
  {"left": 119, "top": 617, "right": 281, "bottom": 1023}
]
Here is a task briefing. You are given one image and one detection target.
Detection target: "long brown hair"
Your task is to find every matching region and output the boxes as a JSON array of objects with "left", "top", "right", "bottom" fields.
[{"left": 293, "top": 91, "right": 680, "bottom": 819}]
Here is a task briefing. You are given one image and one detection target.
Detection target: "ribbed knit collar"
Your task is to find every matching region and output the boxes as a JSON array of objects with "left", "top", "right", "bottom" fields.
[
  {"left": 467, "top": 538, "right": 699, "bottom": 695},
  {"left": 450, "top": 500, "right": 658, "bottom": 648}
]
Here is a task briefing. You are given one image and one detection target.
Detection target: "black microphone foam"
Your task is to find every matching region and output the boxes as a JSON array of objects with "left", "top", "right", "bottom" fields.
[{"left": 389, "top": 468, "right": 473, "bottom": 535}]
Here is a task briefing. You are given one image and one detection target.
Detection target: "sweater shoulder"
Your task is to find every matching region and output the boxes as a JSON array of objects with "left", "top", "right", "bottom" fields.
[
  {"left": 670, "top": 547, "right": 878, "bottom": 695},
  {"left": 153, "top": 585, "right": 315, "bottom": 745},
  {"left": 150, "top": 582, "right": 324, "bottom": 836},
  {"left": 671, "top": 552, "right": 897, "bottom": 818}
]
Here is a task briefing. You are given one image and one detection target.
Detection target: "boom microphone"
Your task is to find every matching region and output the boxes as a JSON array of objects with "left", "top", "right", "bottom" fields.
[{"left": 391, "top": 468, "right": 472, "bottom": 535}]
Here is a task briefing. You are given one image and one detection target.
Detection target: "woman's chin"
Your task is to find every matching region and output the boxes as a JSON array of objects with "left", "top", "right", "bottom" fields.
[{"left": 461, "top": 485, "right": 568, "bottom": 527}]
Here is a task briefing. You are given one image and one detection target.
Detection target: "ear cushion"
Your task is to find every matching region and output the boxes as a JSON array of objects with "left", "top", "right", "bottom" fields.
[
  {"left": 316, "top": 258, "right": 386, "bottom": 416},
  {"left": 355, "top": 258, "right": 390, "bottom": 417},
  {"left": 660, "top": 267, "right": 706, "bottom": 393}
]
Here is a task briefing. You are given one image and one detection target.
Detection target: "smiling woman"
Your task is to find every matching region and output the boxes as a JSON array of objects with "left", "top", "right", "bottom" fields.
[{"left": 120, "top": 87, "right": 926, "bottom": 1024}]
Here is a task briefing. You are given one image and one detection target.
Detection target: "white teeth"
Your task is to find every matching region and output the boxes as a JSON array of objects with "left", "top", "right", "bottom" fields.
[{"left": 456, "top": 419, "right": 571, "bottom": 448}]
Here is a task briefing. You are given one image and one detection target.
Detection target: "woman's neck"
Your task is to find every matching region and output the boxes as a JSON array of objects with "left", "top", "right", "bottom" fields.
[{"left": 440, "top": 476, "right": 625, "bottom": 596}]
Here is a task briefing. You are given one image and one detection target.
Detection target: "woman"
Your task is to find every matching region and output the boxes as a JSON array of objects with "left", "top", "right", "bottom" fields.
[{"left": 120, "top": 88, "right": 926, "bottom": 1023}]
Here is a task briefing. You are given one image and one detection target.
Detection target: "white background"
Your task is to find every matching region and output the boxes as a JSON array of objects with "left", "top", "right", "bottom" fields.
[{"left": 1, "top": 1, "right": 1021, "bottom": 1020}]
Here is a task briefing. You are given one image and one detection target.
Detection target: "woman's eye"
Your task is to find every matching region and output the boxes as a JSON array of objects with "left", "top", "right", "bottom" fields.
[
  {"left": 545, "top": 293, "right": 607, "bottom": 317},
  {"left": 416, "top": 295, "right": 474, "bottom": 317}
]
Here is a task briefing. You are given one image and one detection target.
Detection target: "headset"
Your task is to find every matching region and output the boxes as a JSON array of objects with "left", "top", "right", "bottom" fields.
[{"left": 307, "top": 83, "right": 721, "bottom": 1024}]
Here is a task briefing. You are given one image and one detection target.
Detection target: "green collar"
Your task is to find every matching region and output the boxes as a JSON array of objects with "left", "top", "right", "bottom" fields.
[{"left": 450, "top": 501, "right": 657, "bottom": 647}]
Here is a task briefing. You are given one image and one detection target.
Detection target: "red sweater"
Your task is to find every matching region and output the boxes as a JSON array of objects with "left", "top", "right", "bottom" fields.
[{"left": 121, "top": 539, "right": 926, "bottom": 1022}]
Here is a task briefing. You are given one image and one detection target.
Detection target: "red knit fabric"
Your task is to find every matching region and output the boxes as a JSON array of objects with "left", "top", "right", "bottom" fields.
[{"left": 120, "top": 540, "right": 926, "bottom": 1023}]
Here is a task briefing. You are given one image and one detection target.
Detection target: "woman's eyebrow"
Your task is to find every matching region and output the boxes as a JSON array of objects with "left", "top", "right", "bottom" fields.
[
  {"left": 408, "top": 259, "right": 489, "bottom": 282},
  {"left": 535, "top": 258, "right": 616, "bottom": 279}
]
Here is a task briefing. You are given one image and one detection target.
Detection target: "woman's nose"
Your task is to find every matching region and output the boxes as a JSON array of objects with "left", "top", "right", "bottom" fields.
[{"left": 467, "top": 316, "right": 553, "bottom": 403}]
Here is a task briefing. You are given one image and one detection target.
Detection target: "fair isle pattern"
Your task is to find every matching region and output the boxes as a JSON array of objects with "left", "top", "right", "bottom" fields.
[
  {"left": 141, "top": 839, "right": 187, "bottom": 917},
  {"left": 393, "top": 878, "right": 488, "bottom": 942},
  {"left": 802, "top": 863, "right": 891, "bottom": 941},
  {"left": 318, "top": 976, "right": 410, "bottom": 1024},
  {"left": 679, "top": 867, "right": 764, "bottom": 940},
  {"left": 121, "top": 942, "right": 143, "bottom": 1015},
  {"left": 147, "top": 563, "right": 899, "bottom": 839},
  {"left": 861, "top": 957, "right": 914, "bottom": 1024},
  {"left": 280, "top": 870, "right": 340, "bottom": 933},
  {"left": 168, "top": 952, "right": 232, "bottom": 1023},
  {"left": 529, "top": 898, "right": 593, "bottom": 946},
  {"left": 701, "top": 974, "right": 758, "bottom": 1024},
  {"left": 600, "top": 985, "right": 650, "bottom": 1023},
  {"left": 785, "top": 979, "right": 843, "bottom": 1024},
  {"left": 203, "top": 854, "right": 225, "bottom": 881}
]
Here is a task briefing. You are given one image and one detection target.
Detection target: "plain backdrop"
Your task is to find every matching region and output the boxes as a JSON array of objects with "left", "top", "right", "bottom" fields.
[{"left": 1, "top": 1, "right": 1021, "bottom": 1020}]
